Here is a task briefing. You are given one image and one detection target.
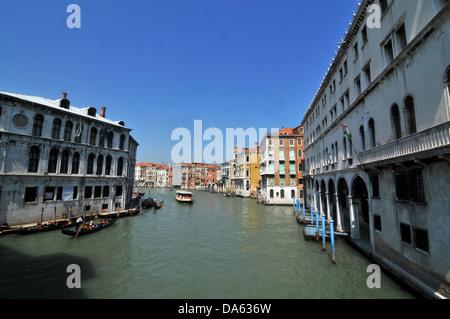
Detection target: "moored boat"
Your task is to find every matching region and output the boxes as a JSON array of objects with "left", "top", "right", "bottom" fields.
[
  {"left": 175, "top": 191, "right": 193, "bottom": 203},
  {"left": 17, "top": 219, "right": 86, "bottom": 235},
  {"left": 154, "top": 200, "right": 164, "bottom": 209},
  {"left": 61, "top": 217, "right": 118, "bottom": 237}
]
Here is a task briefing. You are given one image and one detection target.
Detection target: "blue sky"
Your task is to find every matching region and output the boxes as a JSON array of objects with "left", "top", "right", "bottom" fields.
[{"left": 0, "top": 0, "right": 359, "bottom": 164}]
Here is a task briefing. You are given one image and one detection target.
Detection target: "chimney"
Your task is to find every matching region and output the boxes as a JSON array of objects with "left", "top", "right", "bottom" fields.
[
  {"left": 100, "top": 107, "right": 106, "bottom": 117},
  {"left": 62, "top": 92, "right": 67, "bottom": 99}
]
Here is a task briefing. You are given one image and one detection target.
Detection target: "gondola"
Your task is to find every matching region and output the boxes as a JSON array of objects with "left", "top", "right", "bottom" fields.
[
  {"left": 61, "top": 217, "right": 118, "bottom": 237},
  {"left": 17, "top": 219, "right": 85, "bottom": 235},
  {"left": 154, "top": 200, "right": 164, "bottom": 209}
]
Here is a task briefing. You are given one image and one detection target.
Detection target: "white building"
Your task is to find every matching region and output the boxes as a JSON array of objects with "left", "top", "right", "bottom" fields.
[
  {"left": 0, "top": 91, "right": 138, "bottom": 226},
  {"left": 301, "top": 0, "right": 450, "bottom": 298}
]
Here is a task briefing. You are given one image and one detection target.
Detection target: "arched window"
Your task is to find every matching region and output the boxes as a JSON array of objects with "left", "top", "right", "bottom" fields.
[
  {"left": 108, "top": 131, "right": 114, "bottom": 148},
  {"left": 368, "top": 118, "right": 376, "bottom": 148},
  {"left": 28, "top": 146, "right": 40, "bottom": 172},
  {"left": 87, "top": 154, "right": 95, "bottom": 174},
  {"left": 105, "top": 155, "right": 112, "bottom": 175},
  {"left": 96, "top": 155, "right": 104, "bottom": 175},
  {"left": 270, "top": 189, "right": 274, "bottom": 198},
  {"left": 335, "top": 142, "right": 339, "bottom": 162},
  {"left": 359, "top": 125, "right": 366, "bottom": 151},
  {"left": 71, "top": 152, "right": 80, "bottom": 174},
  {"left": 74, "top": 122, "right": 83, "bottom": 143},
  {"left": 391, "top": 104, "right": 402, "bottom": 140},
  {"left": 90, "top": 127, "right": 97, "bottom": 146},
  {"left": 117, "top": 157, "right": 123, "bottom": 176},
  {"left": 291, "top": 190, "right": 295, "bottom": 199},
  {"left": 48, "top": 148, "right": 58, "bottom": 173},
  {"left": 60, "top": 150, "right": 69, "bottom": 173},
  {"left": 52, "top": 119, "right": 62, "bottom": 139},
  {"left": 64, "top": 121, "right": 73, "bottom": 141},
  {"left": 404, "top": 96, "right": 417, "bottom": 135},
  {"left": 32, "top": 114, "right": 44, "bottom": 137},
  {"left": 280, "top": 189, "right": 285, "bottom": 198},
  {"left": 119, "top": 134, "right": 125, "bottom": 150}
]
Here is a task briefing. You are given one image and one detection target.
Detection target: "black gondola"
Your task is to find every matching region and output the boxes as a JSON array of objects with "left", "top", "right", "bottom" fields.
[
  {"left": 154, "top": 200, "right": 164, "bottom": 209},
  {"left": 61, "top": 217, "right": 118, "bottom": 237},
  {"left": 17, "top": 219, "right": 86, "bottom": 235}
]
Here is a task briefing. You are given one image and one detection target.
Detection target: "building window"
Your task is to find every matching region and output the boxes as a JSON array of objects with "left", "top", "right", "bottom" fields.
[
  {"left": 96, "top": 155, "right": 104, "bottom": 175},
  {"left": 28, "top": 146, "right": 40, "bottom": 173},
  {"left": 24, "top": 187, "right": 38, "bottom": 203},
  {"left": 72, "top": 152, "right": 80, "bottom": 174},
  {"left": 84, "top": 186, "right": 93, "bottom": 199},
  {"left": 404, "top": 96, "right": 417, "bottom": 135},
  {"left": 117, "top": 157, "right": 124, "bottom": 176},
  {"left": 370, "top": 174, "right": 380, "bottom": 197},
  {"left": 64, "top": 121, "right": 73, "bottom": 141},
  {"left": 368, "top": 118, "right": 376, "bottom": 148},
  {"left": 32, "top": 114, "right": 44, "bottom": 137},
  {"left": 391, "top": 104, "right": 402, "bottom": 140},
  {"left": 395, "top": 24, "right": 407, "bottom": 53},
  {"left": 94, "top": 186, "right": 102, "bottom": 198},
  {"left": 270, "top": 189, "right": 274, "bottom": 198},
  {"left": 380, "top": 0, "right": 388, "bottom": 14},
  {"left": 87, "top": 154, "right": 95, "bottom": 175},
  {"left": 291, "top": 190, "right": 295, "bottom": 199},
  {"left": 359, "top": 126, "right": 366, "bottom": 151},
  {"left": 374, "top": 215, "right": 382, "bottom": 232},
  {"left": 355, "top": 76, "right": 361, "bottom": 96},
  {"left": 103, "top": 186, "right": 110, "bottom": 198},
  {"left": 363, "top": 63, "right": 371, "bottom": 87},
  {"left": 383, "top": 39, "right": 394, "bottom": 66},
  {"left": 74, "top": 123, "right": 83, "bottom": 143},
  {"left": 361, "top": 25, "right": 368, "bottom": 44},
  {"left": 395, "top": 169, "right": 425, "bottom": 203},
  {"left": 108, "top": 132, "right": 114, "bottom": 148},
  {"left": 119, "top": 134, "right": 125, "bottom": 150},
  {"left": 414, "top": 228, "right": 429, "bottom": 253},
  {"left": 90, "top": 128, "right": 97, "bottom": 146},
  {"left": 60, "top": 150, "right": 69, "bottom": 174},
  {"left": 116, "top": 185, "right": 123, "bottom": 197},
  {"left": 47, "top": 148, "right": 58, "bottom": 173},
  {"left": 280, "top": 189, "right": 285, "bottom": 198},
  {"left": 52, "top": 119, "right": 62, "bottom": 139},
  {"left": 105, "top": 155, "right": 112, "bottom": 175},
  {"left": 400, "top": 223, "right": 412, "bottom": 244}
]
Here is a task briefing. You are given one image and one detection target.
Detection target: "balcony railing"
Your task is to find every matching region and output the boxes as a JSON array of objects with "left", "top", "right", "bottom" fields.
[{"left": 359, "top": 121, "right": 450, "bottom": 166}]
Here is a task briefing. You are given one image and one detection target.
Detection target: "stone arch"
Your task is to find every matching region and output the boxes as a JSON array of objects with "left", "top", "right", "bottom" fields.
[
  {"left": 337, "top": 177, "right": 350, "bottom": 231},
  {"left": 328, "top": 178, "right": 337, "bottom": 221},
  {"left": 351, "top": 175, "right": 370, "bottom": 241}
]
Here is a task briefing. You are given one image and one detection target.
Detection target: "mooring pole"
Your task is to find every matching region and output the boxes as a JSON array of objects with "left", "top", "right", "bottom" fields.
[
  {"left": 316, "top": 211, "right": 320, "bottom": 241},
  {"left": 322, "top": 215, "right": 326, "bottom": 251},
  {"left": 302, "top": 202, "right": 306, "bottom": 222},
  {"left": 311, "top": 206, "right": 314, "bottom": 224},
  {"left": 330, "top": 219, "right": 336, "bottom": 263}
]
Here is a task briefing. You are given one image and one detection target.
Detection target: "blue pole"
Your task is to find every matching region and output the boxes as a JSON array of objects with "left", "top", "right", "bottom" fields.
[
  {"left": 311, "top": 206, "right": 314, "bottom": 224},
  {"left": 316, "top": 211, "right": 320, "bottom": 241},
  {"left": 330, "top": 219, "right": 336, "bottom": 263},
  {"left": 322, "top": 215, "right": 326, "bottom": 251},
  {"left": 293, "top": 198, "right": 296, "bottom": 214},
  {"left": 302, "top": 202, "right": 306, "bottom": 222}
]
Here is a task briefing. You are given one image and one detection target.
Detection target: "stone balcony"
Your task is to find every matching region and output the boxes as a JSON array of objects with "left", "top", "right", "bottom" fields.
[{"left": 358, "top": 121, "right": 450, "bottom": 167}]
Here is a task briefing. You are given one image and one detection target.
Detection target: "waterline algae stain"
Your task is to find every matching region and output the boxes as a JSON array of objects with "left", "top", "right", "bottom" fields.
[{"left": 0, "top": 189, "right": 414, "bottom": 299}]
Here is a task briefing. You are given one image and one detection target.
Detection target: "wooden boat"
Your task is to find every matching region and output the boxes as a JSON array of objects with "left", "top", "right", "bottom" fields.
[
  {"left": 61, "top": 217, "right": 118, "bottom": 237},
  {"left": 142, "top": 198, "right": 156, "bottom": 209},
  {"left": 175, "top": 191, "right": 193, "bottom": 203},
  {"left": 17, "top": 219, "right": 85, "bottom": 235},
  {"left": 154, "top": 200, "right": 164, "bottom": 209}
]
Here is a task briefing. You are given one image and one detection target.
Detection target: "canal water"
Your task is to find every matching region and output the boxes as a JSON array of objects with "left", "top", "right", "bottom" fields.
[{"left": 0, "top": 188, "right": 415, "bottom": 299}]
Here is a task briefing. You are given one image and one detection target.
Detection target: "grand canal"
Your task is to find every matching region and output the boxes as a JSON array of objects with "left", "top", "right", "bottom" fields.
[{"left": 0, "top": 188, "right": 415, "bottom": 299}]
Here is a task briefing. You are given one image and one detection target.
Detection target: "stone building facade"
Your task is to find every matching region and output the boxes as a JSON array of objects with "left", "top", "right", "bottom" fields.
[
  {"left": 0, "top": 91, "right": 138, "bottom": 226},
  {"left": 301, "top": 0, "right": 450, "bottom": 297}
]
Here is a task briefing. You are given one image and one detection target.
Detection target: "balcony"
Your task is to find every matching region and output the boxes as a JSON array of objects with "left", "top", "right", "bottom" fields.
[{"left": 359, "top": 121, "right": 450, "bottom": 167}]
